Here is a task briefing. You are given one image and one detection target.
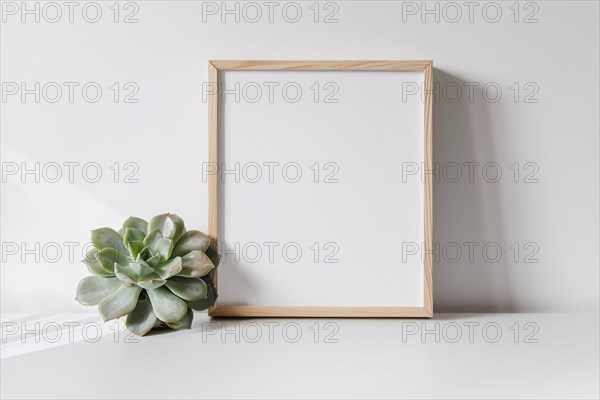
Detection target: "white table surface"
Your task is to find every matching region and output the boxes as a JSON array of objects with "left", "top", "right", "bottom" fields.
[{"left": 1, "top": 313, "right": 598, "bottom": 399}]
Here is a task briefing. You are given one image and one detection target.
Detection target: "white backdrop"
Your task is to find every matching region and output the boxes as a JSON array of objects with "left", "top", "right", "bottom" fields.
[{"left": 1, "top": 0, "right": 598, "bottom": 313}]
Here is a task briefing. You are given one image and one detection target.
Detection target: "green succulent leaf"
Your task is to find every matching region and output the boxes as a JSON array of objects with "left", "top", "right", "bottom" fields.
[
  {"left": 187, "top": 278, "right": 217, "bottom": 311},
  {"left": 187, "top": 298, "right": 214, "bottom": 311},
  {"left": 75, "top": 276, "right": 121, "bottom": 306},
  {"left": 123, "top": 227, "right": 146, "bottom": 244},
  {"left": 122, "top": 217, "right": 148, "bottom": 235},
  {"left": 148, "top": 213, "right": 186, "bottom": 243},
  {"left": 137, "top": 276, "right": 167, "bottom": 290},
  {"left": 82, "top": 249, "right": 113, "bottom": 277},
  {"left": 96, "top": 248, "right": 131, "bottom": 274},
  {"left": 129, "top": 260, "right": 154, "bottom": 277},
  {"left": 205, "top": 246, "right": 221, "bottom": 268},
  {"left": 153, "top": 238, "right": 173, "bottom": 261},
  {"left": 91, "top": 228, "right": 126, "bottom": 252},
  {"left": 126, "top": 294, "right": 157, "bottom": 336},
  {"left": 98, "top": 284, "right": 142, "bottom": 321},
  {"left": 147, "top": 286, "right": 188, "bottom": 323},
  {"left": 146, "top": 254, "right": 161, "bottom": 268},
  {"left": 114, "top": 263, "right": 138, "bottom": 284},
  {"left": 180, "top": 307, "right": 194, "bottom": 329},
  {"left": 178, "top": 250, "right": 215, "bottom": 278},
  {"left": 127, "top": 241, "right": 145, "bottom": 260},
  {"left": 138, "top": 245, "right": 153, "bottom": 260},
  {"left": 165, "top": 320, "right": 184, "bottom": 329},
  {"left": 153, "top": 257, "right": 182, "bottom": 280},
  {"left": 143, "top": 229, "right": 163, "bottom": 249},
  {"left": 165, "top": 307, "right": 193, "bottom": 329},
  {"left": 172, "top": 230, "right": 211, "bottom": 257},
  {"left": 165, "top": 276, "right": 208, "bottom": 301}
]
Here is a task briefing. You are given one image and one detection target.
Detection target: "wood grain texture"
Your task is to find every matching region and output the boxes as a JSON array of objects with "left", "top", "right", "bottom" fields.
[
  {"left": 209, "top": 60, "right": 431, "bottom": 71},
  {"left": 207, "top": 61, "right": 433, "bottom": 318},
  {"left": 207, "top": 62, "right": 219, "bottom": 315},
  {"left": 423, "top": 61, "right": 434, "bottom": 317},
  {"left": 210, "top": 306, "right": 432, "bottom": 318}
]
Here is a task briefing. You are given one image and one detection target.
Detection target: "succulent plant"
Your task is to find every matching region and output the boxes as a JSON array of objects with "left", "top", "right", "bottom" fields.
[{"left": 75, "top": 213, "right": 219, "bottom": 336}]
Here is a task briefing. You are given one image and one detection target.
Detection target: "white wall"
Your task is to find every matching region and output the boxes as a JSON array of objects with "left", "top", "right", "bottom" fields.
[{"left": 1, "top": 0, "right": 598, "bottom": 313}]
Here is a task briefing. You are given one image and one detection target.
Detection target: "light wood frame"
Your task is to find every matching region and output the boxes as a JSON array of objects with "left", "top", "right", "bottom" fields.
[{"left": 207, "top": 60, "right": 433, "bottom": 318}]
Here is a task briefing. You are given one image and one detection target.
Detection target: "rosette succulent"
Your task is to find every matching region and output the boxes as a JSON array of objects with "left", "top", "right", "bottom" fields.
[{"left": 75, "top": 213, "right": 219, "bottom": 336}]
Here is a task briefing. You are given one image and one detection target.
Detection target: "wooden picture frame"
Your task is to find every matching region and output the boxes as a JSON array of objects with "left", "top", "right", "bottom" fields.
[{"left": 207, "top": 60, "right": 433, "bottom": 317}]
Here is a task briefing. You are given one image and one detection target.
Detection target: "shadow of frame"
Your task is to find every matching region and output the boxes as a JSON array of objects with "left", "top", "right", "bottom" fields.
[{"left": 433, "top": 69, "right": 515, "bottom": 313}]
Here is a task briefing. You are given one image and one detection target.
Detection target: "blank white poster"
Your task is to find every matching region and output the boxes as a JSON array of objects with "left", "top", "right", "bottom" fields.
[{"left": 216, "top": 69, "right": 425, "bottom": 307}]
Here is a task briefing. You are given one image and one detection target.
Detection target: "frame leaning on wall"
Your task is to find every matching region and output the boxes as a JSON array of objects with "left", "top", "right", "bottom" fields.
[{"left": 207, "top": 60, "right": 434, "bottom": 318}]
